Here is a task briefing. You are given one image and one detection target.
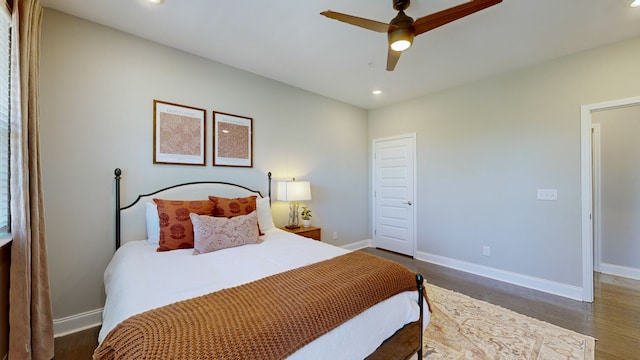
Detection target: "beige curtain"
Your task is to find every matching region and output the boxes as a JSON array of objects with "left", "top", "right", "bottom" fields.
[{"left": 8, "top": 0, "right": 54, "bottom": 359}]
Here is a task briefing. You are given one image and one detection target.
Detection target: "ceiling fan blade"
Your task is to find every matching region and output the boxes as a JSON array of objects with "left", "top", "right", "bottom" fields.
[
  {"left": 413, "top": 0, "right": 502, "bottom": 36},
  {"left": 386, "top": 48, "right": 402, "bottom": 71},
  {"left": 321, "top": 10, "right": 391, "bottom": 33}
]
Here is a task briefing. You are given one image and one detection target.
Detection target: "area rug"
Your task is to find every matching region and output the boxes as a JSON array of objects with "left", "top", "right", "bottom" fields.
[{"left": 411, "top": 283, "right": 595, "bottom": 360}]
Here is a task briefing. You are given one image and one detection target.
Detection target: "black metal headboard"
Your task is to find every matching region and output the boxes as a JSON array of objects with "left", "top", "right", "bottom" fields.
[{"left": 113, "top": 168, "right": 272, "bottom": 249}]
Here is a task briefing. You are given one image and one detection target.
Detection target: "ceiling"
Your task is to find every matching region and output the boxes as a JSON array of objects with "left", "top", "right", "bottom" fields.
[{"left": 40, "top": 0, "right": 640, "bottom": 109}]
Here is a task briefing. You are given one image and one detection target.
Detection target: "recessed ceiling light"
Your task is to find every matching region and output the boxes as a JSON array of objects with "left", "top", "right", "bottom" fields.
[
  {"left": 632, "top": 0, "right": 640, "bottom": 7},
  {"left": 372, "top": 90, "right": 382, "bottom": 95},
  {"left": 146, "top": 0, "right": 163, "bottom": 4}
]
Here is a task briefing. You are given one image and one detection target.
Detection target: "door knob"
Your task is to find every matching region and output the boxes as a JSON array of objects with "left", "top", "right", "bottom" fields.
[{"left": 404, "top": 201, "right": 412, "bottom": 205}]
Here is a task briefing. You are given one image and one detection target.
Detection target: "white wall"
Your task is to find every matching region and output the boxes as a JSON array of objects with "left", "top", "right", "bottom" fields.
[
  {"left": 592, "top": 105, "right": 640, "bottom": 271},
  {"left": 41, "top": 5, "right": 640, "bottom": 332},
  {"left": 40, "top": 9, "right": 369, "bottom": 323},
  {"left": 368, "top": 35, "right": 640, "bottom": 294}
]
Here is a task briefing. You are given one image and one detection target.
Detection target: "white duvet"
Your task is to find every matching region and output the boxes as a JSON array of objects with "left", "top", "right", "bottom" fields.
[{"left": 99, "top": 228, "right": 429, "bottom": 359}]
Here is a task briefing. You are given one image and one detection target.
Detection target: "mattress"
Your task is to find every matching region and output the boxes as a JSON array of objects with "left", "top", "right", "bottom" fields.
[{"left": 99, "top": 228, "right": 429, "bottom": 359}]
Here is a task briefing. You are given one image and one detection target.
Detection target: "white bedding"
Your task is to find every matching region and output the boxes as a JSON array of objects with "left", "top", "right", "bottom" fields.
[{"left": 99, "top": 228, "right": 430, "bottom": 359}]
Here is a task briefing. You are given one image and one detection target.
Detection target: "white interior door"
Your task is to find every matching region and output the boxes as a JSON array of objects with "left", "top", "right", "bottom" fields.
[{"left": 373, "top": 134, "right": 416, "bottom": 256}]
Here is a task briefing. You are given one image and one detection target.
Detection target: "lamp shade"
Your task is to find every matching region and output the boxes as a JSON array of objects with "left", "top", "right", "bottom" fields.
[{"left": 277, "top": 181, "right": 311, "bottom": 202}]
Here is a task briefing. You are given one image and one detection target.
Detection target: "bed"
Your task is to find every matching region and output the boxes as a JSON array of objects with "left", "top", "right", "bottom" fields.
[{"left": 94, "top": 168, "right": 430, "bottom": 359}]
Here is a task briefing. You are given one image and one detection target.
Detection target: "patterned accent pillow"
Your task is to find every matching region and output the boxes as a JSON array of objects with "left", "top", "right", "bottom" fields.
[
  {"left": 208, "top": 195, "right": 257, "bottom": 217},
  {"left": 153, "top": 198, "right": 215, "bottom": 252},
  {"left": 208, "top": 195, "right": 262, "bottom": 234},
  {"left": 190, "top": 212, "right": 260, "bottom": 255}
]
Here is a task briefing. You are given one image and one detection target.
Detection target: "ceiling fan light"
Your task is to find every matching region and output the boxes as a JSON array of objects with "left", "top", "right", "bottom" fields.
[
  {"left": 388, "top": 28, "right": 414, "bottom": 52},
  {"left": 391, "top": 39, "right": 411, "bottom": 51}
]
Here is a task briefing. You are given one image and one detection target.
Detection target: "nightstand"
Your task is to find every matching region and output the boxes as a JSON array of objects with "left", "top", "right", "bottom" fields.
[{"left": 280, "top": 226, "right": 321, "bottom": 241}]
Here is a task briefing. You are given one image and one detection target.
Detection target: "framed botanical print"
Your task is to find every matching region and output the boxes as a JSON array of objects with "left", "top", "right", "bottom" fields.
[
  {"left": 212, "top": 111, "right": 253, "bottom": 167},
  {"left": 153, "top": 100, "right": 206, "bottom": 166}
]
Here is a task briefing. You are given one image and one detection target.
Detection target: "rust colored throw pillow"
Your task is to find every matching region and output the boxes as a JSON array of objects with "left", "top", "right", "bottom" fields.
[
  {"left": 190, "top": 212, "right": 260, "bottom": 255},
  {"left": 153, "top": 198, "right": 215, "bottom": 252},
  {"left": 208, "top": 195, "right": 257, "bottom": 218},
  {"left": 208, "top": 195, "right": 262, "bottom": 235}
]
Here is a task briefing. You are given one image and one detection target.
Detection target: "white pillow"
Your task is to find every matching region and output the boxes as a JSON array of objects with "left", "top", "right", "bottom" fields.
[
  {"left": 256, "top": 196, "right": 275, "bottom": 232},
  {"left": 145, "top": 202, "right": 160, "bottom": 244}
]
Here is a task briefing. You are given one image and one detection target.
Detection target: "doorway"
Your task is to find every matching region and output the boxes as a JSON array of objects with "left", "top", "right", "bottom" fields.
[
  {"left": 372, "top": 134, "right": 416, "bottom": 256},
  {"left": 591, "top": 105, "right": 640, "bottom": 280},
  {"left": 580, "top": 95, "right": 640, "bottom": 302}
]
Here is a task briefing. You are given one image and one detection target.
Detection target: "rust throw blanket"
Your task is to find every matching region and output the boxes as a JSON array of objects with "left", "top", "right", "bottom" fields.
[{"left": 94, "top": 251, "right": 420, "bottom": 360}]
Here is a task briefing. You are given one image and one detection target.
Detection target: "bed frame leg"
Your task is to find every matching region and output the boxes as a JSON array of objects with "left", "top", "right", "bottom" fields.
[{"left": 416, "top": 273, "right": 424, "bottom": 359}]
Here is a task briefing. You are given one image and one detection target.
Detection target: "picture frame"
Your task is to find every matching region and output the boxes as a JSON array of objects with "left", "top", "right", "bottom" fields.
[
  {"left": 153, "top": 100, "right": 206, "bottom": 166},
  {"left": 212, "top": 111, "right": 253, "bottom": 167}
]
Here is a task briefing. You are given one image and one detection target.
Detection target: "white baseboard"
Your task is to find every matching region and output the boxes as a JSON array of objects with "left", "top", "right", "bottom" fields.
[
  {"left": 599, "top": 262, "right": 640, "bottom": 280},
  {"left": 53, "top": 308, "right": 102, "bottom": 338},
  {"left": 341, "top": 239, "right": 372, "bottom": 251},
  {"left": 415, "top": 250, "right": 584, "bottom": 301}
]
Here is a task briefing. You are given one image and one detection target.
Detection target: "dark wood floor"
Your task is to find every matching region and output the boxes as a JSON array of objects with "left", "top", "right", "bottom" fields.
[
  {"left": 363, "top": 248, "right": 640, "bottom": 360},
  {"left": 54, "top": 248, "right": 640, "bottom": 359}
]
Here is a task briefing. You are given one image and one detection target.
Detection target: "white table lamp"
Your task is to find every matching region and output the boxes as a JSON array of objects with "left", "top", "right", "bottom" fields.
[{"left": 277, "top": 179, "right": 311, "bottom": 229}]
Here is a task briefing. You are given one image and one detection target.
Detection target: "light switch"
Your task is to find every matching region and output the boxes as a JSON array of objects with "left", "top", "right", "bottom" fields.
[{"left": 537, "top": 189, "right": 557, "bottom": 201}]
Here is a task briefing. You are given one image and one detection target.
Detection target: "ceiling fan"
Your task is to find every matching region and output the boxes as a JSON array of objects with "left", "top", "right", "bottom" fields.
[{"left": 321, "top": 0, "right": 502, "bottom": 71}]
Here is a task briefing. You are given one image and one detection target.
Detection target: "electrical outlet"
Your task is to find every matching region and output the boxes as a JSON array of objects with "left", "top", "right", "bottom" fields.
[
  {"left": 536, "top": 189, "right": 558, "bottom": 201},
  {"left": 482, "top": 246, "right": 491, "bottom": 257},
  {"left": 332, "top": 232, "right": 338, "bottom": 240}
]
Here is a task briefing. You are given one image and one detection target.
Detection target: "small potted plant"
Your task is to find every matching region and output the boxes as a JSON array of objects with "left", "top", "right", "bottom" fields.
[{"left": 300, "top": 206, "right": 312, "bottom": 228}]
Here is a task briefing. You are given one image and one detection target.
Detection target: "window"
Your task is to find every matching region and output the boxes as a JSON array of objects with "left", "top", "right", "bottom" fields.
[{"left": 0, "top": 4, "right": 9, "bottom": 234}]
